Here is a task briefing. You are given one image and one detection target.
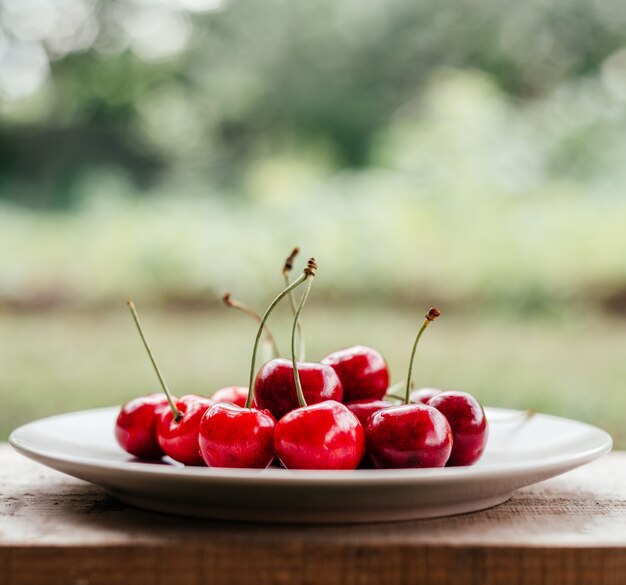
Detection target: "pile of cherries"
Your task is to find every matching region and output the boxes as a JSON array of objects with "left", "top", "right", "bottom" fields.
[{"left": 115, "top": 250, "right": 488, "bottom": 470}]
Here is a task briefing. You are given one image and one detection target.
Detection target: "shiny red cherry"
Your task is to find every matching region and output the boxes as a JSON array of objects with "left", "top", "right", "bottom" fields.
[
  {"left": 345, "top": 398, "right": 392, "bottom": 427},
  {"left": 201, "top": 257, "right": 318, "bottom": 469},
  {"left": 115, "top": 393, "right": 169, "bottom": 459},
  {"left": 321, "top": 345, "right": 389, "bottom": 402},
  {"left": 254, "top": 358, "right": 343, "bottom": 420},
  {"left": 428, "top": 391, "right": 488, "bottom": 466},
  {"left": 211, "top": 386, "right": 250, "bottom": 408},
  {"left": 409, "top": 387, "right": 441, "bottom": 404},
  {"left": 345, "top": 398, "right": 392, "bottom": 469},
  {"left": 274, "top": 400, "right": 365, "bottom": 470},
  {"left": 199, "top": 402, "right": 276, "bottom": 468},
  {"left": 157, "top": 394, "right": 215, "bottom": 466},
  {"left": 365, "top": 404, "right": 452, "bottom": 468}
]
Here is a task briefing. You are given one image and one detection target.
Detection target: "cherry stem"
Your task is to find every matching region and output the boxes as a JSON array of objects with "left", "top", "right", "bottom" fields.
[
  {"left": 222, "top": 293, "right": 281, "bottom": 358},
  {"left": 283, "top": 247, "right": 305, "bottom": 361},
  {"left": 291, "top": 274, "right": 316, "bottom": 408},
  {"left": 246, "top": 258, "right": 317, "bottom": 408},
  {"left": 405, "top": 308, "right": 440, "bottom": 405},
  {"left": 127, "top": 301, "right": 181, "bottom": 421}
]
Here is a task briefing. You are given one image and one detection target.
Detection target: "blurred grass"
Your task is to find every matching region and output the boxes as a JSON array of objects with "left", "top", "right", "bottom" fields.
[
  {"left": 3, "top": 71, "right": 626, "bottom": 311},
  {"left": 2, "top": 305, "right": 625, "bottom": 448}
]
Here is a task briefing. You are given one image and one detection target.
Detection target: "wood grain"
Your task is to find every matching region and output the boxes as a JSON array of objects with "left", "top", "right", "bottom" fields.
[{"left": 1, "top": 445, "right": 625, "bottom": 585}]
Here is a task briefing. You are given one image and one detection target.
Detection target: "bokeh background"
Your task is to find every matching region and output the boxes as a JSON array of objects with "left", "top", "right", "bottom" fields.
[{"left": 1, "top": 0, "right": 625, "bottom": 445}]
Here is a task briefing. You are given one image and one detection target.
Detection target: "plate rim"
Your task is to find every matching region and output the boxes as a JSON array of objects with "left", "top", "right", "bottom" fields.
[{"left": 9, "top": 405, "right": 613, "bottom": 485}]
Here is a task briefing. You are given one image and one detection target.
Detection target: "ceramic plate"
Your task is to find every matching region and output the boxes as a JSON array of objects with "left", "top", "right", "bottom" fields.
[{"left": 9, "top": 406, "right": 612, "bottom": 523}]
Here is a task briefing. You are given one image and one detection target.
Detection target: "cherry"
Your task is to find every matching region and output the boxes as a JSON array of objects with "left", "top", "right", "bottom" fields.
[
  {"left": 199, "top": 402, "right": 276, "bottom": 468},
  {"left": 115, "top": 393, "right": 169, "bottom": 459},
  {"left": 409, "top": 387, "right": 441, "bottom": 404},
  {"left": 254, "top": 358, "right": 343, "bottom": 420},
  {"left": 364, "top": 307, "right": 453, "bottom": 468},
  {"left": 197, "top": 258, "right": 316, "bottom": 468},
  {"left": 248, "top": 257, "right": 342, "bottom": 420},
  {"left": 245, "top": 258, "right": 317, "bottom": 407},
  {"left": 157, "top": 394, "right": 215, "bottom": 466},
  {"left": 275, "top": 400, "right": 364, "bottom": 470},
  {"left": 211, "top": 385, "right": 250, "bottom": 407},
  {"left": 321, "top": 345, "right": 390, "bottom": 402},
  {"left": 365, "top": 404, "right": 452, "bottom": 468},
  {"left": 345, "top": 398, "right": 392, "bottom": 427},
  {"left": 272, "top": 263, "right": 365, "bottom": 470},
  {"left": 345, "top": 398, "right": 392, "bottom": 468},
  {"left": 428, "top": 391, "right": 488, "bottom": 466},
  {"left": 218, "top": 280, "right": 289, "bottom": 408},
  {"left": 126, "top": 301, "right": 213, "bottom": 466}
]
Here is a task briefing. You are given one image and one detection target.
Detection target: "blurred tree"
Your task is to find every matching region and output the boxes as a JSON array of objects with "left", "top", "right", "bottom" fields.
[{"left": 1, "top": 0, "right": 626, "bottom": 207}]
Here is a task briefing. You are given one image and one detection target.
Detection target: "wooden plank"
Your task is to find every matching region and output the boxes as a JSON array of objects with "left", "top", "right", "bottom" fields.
[{"left": 1, "top": 445, "right": 625, "bottom": 585}]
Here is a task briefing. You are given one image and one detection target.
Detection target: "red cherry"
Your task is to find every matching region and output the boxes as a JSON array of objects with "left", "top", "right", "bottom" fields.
[
  {"left": 428, "top": 391, "right": 488, "bottom": 466},
  {"left": 271, "top": 260, "right": 365, "bottom": 469},
  {"left": 321, "top": 345, "right": 390, "bottom": 402},
  {"left": 366, "top": 307, "right": 447, "bottom": 468},
  {"left": 274, "top": 400, "right": 365, "bottom": 470},
  {"left": 345, "top": 398, "right": 391, "bottom": 470},
  {"left": 409, "top": 387, "right": 441, "bottom": 404},
  {"left": 125, "top": 301, "right": 212, "bottom": 465},
  {"left": 211, "top": 386, "right": 250, "bottom": 408},
  {"left": 254, "top": 358, "right": 343, "bottom": 420},
  {"left": 193, "top": 259, "right": 318, "bottom": 468},
  {"left": 115, "top": 393, "right": 169, "bottom": 459},
  {"left": 199, "top": 402, "right": 276, "bottom": 468},
  {"left": 245, "top": 258, "right": 319, "bottom": 419},
  {"left": 157, "top": 394, "right": 215, "bottom": 466},
  {"left": 345, "top": 398, "right": 392, "bottom": 427},
  {"left": 365, "top": 404, "right": 452, "bottom": 468}
]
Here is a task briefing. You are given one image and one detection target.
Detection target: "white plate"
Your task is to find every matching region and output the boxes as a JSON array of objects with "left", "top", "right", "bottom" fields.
[{"left": 9, "top": 406, "right": 612, "bottom": 523}]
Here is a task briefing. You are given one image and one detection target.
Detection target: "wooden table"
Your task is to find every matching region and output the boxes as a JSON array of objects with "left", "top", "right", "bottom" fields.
[{"left": 1, "top": 445, "right": 625, "bottom": 585}]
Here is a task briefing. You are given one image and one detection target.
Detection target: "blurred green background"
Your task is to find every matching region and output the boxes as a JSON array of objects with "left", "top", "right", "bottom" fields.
[{"left": 1, "top": 0, "right": 625, "bottom": 445}]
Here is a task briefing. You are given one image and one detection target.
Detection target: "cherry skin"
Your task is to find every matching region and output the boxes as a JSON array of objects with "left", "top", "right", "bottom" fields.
[
  {"left": 345, "top": 398, "right": 392, "bottom": 468},
  {"left": 365, "top": 404, "right": 452, "bottom": 469},
  {"left": 199, "top": 402, "right": 276, "bottom": 468},
  {"left": 157, "top": 394, "right": 215, "bottom": 466},
  {"left": 274, "top": 400, "right": 365, "bottom": 470},
  {"left": 254, "top": 358, "right": 343, "bottom": 420},
  {"left": 409, "top": 387, "right": 441, "bottom": 404},
  {"left": 321, "top": 345, "right": 389, "bottom": 403},
  {"left": 211, "top": 386, "right": 251, "bottom": 408},
  {"left": 115, "top": 393, "right": 169, "bottom": 459},
  {"left": 345, "top": 398, "right": 392, "bottom": 427},
  {"left": 428, "top": 391, "right": 488, "bottom": 466}
]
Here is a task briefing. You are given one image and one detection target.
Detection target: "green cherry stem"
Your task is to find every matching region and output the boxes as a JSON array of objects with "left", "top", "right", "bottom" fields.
[
  {"left": 291, "top": 266, "right": 317, "bottom": 408},
  {"left": 222, "top": 293, "right": 281, "bottom": 358},
  {"left": 404, "top": 307, "right": 441, "bottom": 405},
  {"left": 246, "top": 258, "right": 317, "bottom": 408},
  {"left": 127, "top": 301, "right": 181, "bottom": 421},
  {"left": 283, "top": 246, "right": 305, "bottom": 362}
]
